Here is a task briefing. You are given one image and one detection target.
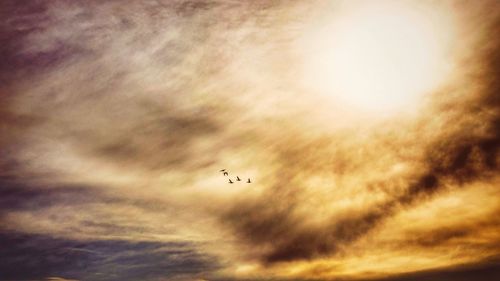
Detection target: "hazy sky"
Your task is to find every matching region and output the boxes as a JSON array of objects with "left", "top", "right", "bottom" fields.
[{"left": 1, "top": 1, "right": 499, "bottom": 281}]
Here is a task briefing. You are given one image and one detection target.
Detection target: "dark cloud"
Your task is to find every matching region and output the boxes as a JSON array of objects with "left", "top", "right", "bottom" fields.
[
  {"left": 355, "top": 258, "right": 500, "bottom": 281},
  {"left": 0, "top": 231, "right": 218, "bottom": 281},
  {"left": 0, "top": 181, "right": 99, "bottom": 213}
]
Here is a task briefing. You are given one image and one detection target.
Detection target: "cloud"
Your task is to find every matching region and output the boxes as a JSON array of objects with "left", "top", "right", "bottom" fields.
[
  {"left": 219, "top": 0, "right": 500, "bottom": 268},
  {"left": 0, "top": 0, "right": 499, "bottom": 280},
  {"left": 45, "top": 277, "right": 80, "bottom": 281},
  {"left": 0, "top": 231, "right": 218, "bottom": 281},
  {"left": 353, "top": 258, "right": 500, "bottom": 281}
]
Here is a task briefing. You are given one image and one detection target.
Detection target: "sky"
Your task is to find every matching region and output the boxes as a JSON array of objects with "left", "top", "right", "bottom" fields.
[{"left": 0, "top": 0, "right": 499, "bottom": 281}]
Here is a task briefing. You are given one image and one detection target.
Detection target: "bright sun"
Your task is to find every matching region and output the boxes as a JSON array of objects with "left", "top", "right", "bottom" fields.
[{"left": 300, "top": 1, "right": 455, "bottom": 115}]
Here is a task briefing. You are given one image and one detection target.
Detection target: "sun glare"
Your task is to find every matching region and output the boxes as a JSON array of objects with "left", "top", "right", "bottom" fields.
[{"left": 300, "top": 1, "right": 456, "bottom": 115}]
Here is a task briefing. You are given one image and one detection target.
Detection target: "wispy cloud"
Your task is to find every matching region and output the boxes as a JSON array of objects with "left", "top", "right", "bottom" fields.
[
  {"left": 0, "top": 231, "right": 217, "bottom": 281},
  {"left": 0, "top": 0, "right": 499, "bottom": 280}
]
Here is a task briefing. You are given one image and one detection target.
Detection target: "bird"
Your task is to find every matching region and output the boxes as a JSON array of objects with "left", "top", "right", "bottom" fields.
[
  {"left": 220, "top": 169, "right": 226, "bottom": 172},
  {"left": 229, "top": 179, "right": 233, "bottom": 184},
  {"left": 223, "top": 172, "right": 228, "bottom": 176},
  {"left": 247, "top": 178, "right": 251, "bottom": 183},
  {"left": 236, "top": 176, "right": 241, "bottom": 181}
]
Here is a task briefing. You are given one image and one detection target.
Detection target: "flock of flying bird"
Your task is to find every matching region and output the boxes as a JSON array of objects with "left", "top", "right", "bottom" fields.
[{"left": 220, "top": 169, "right": 251, "bottom": 184}]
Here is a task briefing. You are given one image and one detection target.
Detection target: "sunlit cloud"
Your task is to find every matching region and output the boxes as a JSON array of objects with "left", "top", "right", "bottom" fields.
[{"left": 0, "top": 0, "right": 498, "bottom": 280}]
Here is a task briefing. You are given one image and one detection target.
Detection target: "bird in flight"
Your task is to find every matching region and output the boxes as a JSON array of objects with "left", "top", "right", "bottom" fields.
[{"left": 220, "top": 169, "right": 251, "bottom": 183}]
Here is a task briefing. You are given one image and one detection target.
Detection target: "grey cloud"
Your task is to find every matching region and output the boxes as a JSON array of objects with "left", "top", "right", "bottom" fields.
[{"left": 0, "top": 231, "right": 218, "bottom": 281}]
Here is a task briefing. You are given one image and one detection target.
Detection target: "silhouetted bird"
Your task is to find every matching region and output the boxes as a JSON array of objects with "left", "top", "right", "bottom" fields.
[
  {"left": 223, "top": 172, "right": 228, "bottom": 176},
  {"left": 236, "top": 176, "right": 241, "bottom": 181},
  {"left": 220, "top": 169, "right": 226, "bottom": 172},
  {"left": 229, "top": 179, "right": 233, "bottom": 184},
  {"left": 247, "top": 178, "right": 251, "bottom": 183}
]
